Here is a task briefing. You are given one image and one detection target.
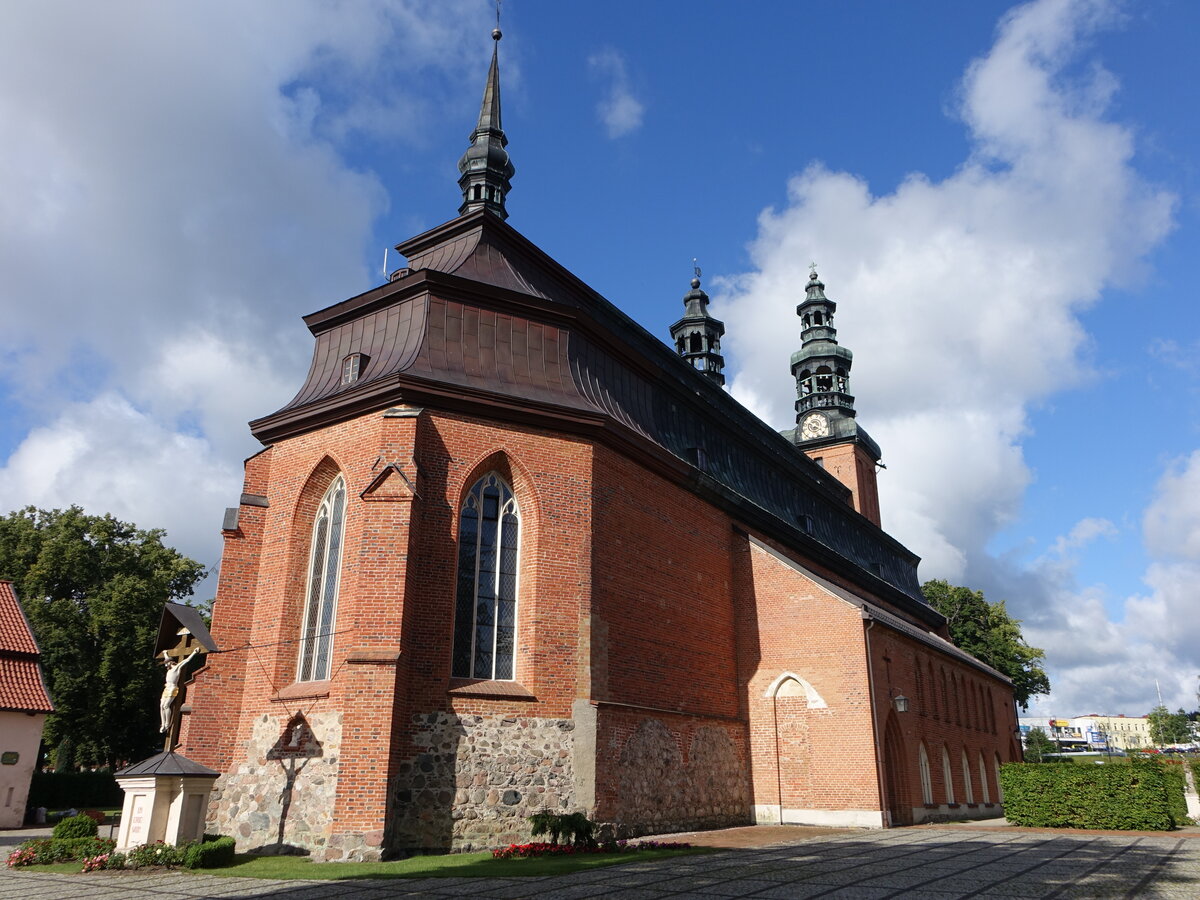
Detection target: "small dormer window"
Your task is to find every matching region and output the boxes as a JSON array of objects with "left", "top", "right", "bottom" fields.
[{"left": 342, "top": 353, "right": 366, "bottom": 385}]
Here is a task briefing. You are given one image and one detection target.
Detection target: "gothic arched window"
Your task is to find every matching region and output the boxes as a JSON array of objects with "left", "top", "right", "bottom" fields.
[
  {"left": 918, "top": 744, "right": 933, "bottom": 805},
  {"left": 297, "top": 476, "right": 347, "bottom": 682},
  {"left": 961, "top": 750, "right": 975, "bottom": 804},
  {"left": 978, "top": 752, "right": 991, "bottom": 803},
  {"left": 452, "top": 473, "right": 520, "bottom": 680},
  {"left": 942, "top": 746, "right": 955, "bottom": 805}
]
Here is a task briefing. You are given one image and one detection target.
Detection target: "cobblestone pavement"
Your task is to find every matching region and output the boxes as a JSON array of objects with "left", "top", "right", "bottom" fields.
[{"left": 3, "top": 827, "right": 1200, "bottom": 899}]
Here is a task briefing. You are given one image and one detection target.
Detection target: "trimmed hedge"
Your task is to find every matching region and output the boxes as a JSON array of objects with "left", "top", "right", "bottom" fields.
[
  {"left": 1161, "top": 760, "right": 1188, "bottom": 827},
  {"left": 999, "top": 759, "right": 1177, "bottom": 830},
  {"left": 182, "top": 835, "right": 237, "bottom": 869},
  {"left": 29, "top": 770, "right": 123, "bottom": 810}
]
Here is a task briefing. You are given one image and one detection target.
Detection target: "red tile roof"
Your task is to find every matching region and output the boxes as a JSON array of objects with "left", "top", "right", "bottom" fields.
[
  {"left": 0, "top": 656, "right": 54, "bottom": 713},
  {"left": 0, "top": 580, "right": 54, "bottom": 713},
  {"left": 0, "top": 581, "right": 39, "bottom": 654}
]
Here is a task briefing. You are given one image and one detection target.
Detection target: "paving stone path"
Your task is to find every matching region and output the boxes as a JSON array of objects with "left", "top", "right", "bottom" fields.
[{"left": 2, "top": 827, "right": 1199, "bottom": 899}]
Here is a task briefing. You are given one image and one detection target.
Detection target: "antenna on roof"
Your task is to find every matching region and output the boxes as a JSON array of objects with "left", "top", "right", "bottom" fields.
[{"left": 383, "top": 247, "right": 389, "bottom": 279}]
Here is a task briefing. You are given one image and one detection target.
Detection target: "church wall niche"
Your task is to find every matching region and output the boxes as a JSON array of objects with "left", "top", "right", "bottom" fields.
[
  {"left": 385, "top": 711, "right": 576, "bottom": 853},
  {"left": 208, "top": 710, "right": 342, "bottom": 858}
]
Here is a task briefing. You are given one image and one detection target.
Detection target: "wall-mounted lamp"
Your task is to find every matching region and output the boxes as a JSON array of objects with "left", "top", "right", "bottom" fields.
[{"left": 890, "top": 689, "right": 909, "bottom": 714}]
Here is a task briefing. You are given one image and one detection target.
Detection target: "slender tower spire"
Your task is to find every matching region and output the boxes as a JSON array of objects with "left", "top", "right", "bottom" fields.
[
  {"left": 791, "top": 265, "right": 883, "bottom": 525},
  {"left": 670, "top": 262, "right": 726, "bottom": 385},
  {"left": 457, "top": 24, "right": 514, "bottom": 219}
]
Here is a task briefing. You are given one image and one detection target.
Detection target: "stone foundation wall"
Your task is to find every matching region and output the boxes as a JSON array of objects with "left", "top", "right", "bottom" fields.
[
  {"left": 387, "top": 712, "right": 576, "bottom": 852},
  {"left": 609, "top": 717, "right": 750, "bottom": 836},
  {"left": 209, "top": 711, "right": 342, "bottom": 857}
]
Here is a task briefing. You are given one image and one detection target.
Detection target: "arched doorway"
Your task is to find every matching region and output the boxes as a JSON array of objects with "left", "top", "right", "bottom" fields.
[
  {"left": 766, "top": 673, "right": 827, "bottom": 822},
  {"left": 881, "top": 713, "right": 911, "bottom": 825}
]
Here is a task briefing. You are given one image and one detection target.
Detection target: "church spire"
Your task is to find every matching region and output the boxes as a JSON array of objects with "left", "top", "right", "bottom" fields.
[
  {"left": 670, "top": 263, "right": 726, "bottom": 385},
  {"left": 792, "top": 265, "right": 858, "bottom": 436},
  {"left": 791, "top": 265, "right": 883, "bottom": 525},
  {"left": 457, "top": 26, "right": 515, "bottom": 220}
]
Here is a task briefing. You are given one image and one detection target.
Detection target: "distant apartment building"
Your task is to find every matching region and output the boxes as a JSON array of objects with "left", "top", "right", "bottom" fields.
[{"left": 1018, "top": 714, "right": 1151, "bottom": 752}]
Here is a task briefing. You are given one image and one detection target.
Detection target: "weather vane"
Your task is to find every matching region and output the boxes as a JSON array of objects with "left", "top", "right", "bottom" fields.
[
  {"left": 809, "top": 260, "right": 818, "bottom": 278},
  {"left": 693, "top": 257, "right": 702, "bottom": 280}
]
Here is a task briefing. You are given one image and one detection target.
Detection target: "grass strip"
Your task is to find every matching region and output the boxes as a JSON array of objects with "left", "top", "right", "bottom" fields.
[{"left": 201, "top": 846, "right": 707, "bottom": 880}]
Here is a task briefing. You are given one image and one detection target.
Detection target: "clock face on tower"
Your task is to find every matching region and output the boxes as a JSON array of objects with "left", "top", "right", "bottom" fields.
[{"left": 801, "top": 412, "right": 830, "bottom": 440}]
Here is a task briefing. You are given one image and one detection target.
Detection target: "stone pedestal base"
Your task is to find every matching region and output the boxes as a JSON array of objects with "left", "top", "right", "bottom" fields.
[{"left": 114, "top": 751, "right": 219, "bottom": 850}]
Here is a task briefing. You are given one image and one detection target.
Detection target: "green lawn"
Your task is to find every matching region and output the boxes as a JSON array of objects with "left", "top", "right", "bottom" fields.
[{"left": 201, "top": 847, "right": 706, "bottom": 880}]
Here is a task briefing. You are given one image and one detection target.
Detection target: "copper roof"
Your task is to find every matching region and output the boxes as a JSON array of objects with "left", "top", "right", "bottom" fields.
[{"left": 0, "top": 581, "right": 54, "bottom": 713}]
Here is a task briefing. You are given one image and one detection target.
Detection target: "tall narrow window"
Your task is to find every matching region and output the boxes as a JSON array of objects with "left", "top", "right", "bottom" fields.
[
  {"left": 918, "top": 744, "right": 933, "bottom": 805},
  {"left": 452, "top": 473, "right": 519, "bottom": 680},
  {"left": 979, "top": 752, "right": 991, "bottom": 803},
  {"left": 297, "top": 476, "right": 347, "bottom": 682},
  {"left": 961, "top": 750, "right": 975, "bottom": 804},
  {"left": 942, "top": 747, "right": 955, "bottom": 805}
]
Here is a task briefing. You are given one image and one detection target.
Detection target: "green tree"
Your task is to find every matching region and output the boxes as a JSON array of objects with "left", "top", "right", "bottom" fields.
[
  {"left": 1147, "top": 705, "right": 1194, "bottom": 747},
  {"left": 921, "top": 579, "right": 1050, "bottom": 710},
  {"left": 0, "top": 506, "right": 205, "bottom": 769},
  {"left": 1023, "top": 727, "right": 1055, "bottom": 762}
]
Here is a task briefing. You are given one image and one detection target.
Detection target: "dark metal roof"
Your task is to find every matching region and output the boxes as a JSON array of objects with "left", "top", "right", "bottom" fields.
[
  {"left": 116, "top": 751, "right": 219, "bottom": 778},
  {"left": 253, "top": 210, "right": 934, "bottom": 621}
]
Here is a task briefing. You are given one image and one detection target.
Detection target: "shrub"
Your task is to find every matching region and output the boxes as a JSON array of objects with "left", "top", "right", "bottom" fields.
[
  {"left": 53, "top": 813, "right": 99, "bottom": 839},
  {"left": 124, "top": 840, "right": 185, "bottom": 869},
  {"left": 181, "top": 835, "right": 236, "bottom": 869},
  {"left": 1000, "top": 759, "right": 1175, "bottom": 830},
  {"left": 528, "top": 811, "right": 596, "bottom": 847}
]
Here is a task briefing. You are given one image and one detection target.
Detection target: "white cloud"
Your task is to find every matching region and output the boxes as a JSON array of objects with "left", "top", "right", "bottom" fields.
[
  {"left": 0, "top": 394, "right": 239, "bottom": 580},
  {"left": 589, "top": 49, "right": 645, "bottom": 138},
  {"left": 717, "top": 0, "right": 1179, "bottom": 714},
  {"left": 0, "top": 1, "right": 489, "bottom": 589}
]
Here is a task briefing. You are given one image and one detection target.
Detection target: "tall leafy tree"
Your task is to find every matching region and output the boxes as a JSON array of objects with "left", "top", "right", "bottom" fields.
[
  {"left": 921, "top": 579, "right": 1050, "bottom": 710},
  {"left": 1023, "top": 727, "right": 1055, "bottom": 762},
  {"left": 1147, "top": 705, "right": 1194, "bottom": 746},
  {"left": 0, "top": 506, "right": 205, "bottom": 768}
]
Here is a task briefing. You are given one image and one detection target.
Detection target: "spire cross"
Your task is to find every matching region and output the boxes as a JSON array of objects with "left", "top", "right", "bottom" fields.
[{"left": 808, "top": 261, "right": 818, "bottom": 278}]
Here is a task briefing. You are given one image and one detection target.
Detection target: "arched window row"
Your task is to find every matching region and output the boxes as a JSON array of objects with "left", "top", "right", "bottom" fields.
[
  {"left": 796, "top": 365, "right": 849, "bottom": 397},
  {"left": 928, "top": 744, "right": 1000, "bottom": 808}
]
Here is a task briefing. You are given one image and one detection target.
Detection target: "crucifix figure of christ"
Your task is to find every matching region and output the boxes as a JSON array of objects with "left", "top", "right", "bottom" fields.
[{"left": 160, "top": 628, "right": 206, "bottom": 750}]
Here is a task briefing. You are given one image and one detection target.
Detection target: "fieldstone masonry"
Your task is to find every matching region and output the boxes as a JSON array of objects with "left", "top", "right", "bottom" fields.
[
  {"left": 614, "top": 718, "right": 749, "bottom": 835},
  {"left": 388, "top": 712, "right": 576, "bottom": 852},
  {"left": 208, "top": 711, "right": 342, "bottom": 857}
]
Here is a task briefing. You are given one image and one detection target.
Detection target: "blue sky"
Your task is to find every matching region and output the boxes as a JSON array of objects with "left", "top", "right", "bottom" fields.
[{"left": 1, "top": 0, "right": 1197, "bottom": 717}]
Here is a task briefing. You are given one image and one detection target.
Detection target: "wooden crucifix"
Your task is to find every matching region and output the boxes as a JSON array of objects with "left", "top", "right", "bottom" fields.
[{"left": 154, "top": 603, "right": 218, "bottom": 753}]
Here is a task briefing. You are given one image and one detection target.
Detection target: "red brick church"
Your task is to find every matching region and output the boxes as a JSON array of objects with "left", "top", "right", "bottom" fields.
[{"left": 182, "top": 29, "right": 1019, "bottom": 861}]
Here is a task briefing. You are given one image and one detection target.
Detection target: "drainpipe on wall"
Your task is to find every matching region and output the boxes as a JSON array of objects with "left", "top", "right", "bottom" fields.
[{"left": 862, "top": 612, "right": 889, "bottom": 826}]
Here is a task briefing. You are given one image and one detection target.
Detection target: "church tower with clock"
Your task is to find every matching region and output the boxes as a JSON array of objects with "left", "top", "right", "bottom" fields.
[{"left": 791, "top": 267, "right": 883, "bottom": 526}]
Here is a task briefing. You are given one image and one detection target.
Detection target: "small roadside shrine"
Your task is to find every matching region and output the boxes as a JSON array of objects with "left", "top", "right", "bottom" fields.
[{"left": 113, "top": 602, "right": 219, "bottom": 850}]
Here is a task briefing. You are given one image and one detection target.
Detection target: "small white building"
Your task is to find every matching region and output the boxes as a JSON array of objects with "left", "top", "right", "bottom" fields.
[{"left": 0, "top": 580, "right": 54, "bottom": 828}]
